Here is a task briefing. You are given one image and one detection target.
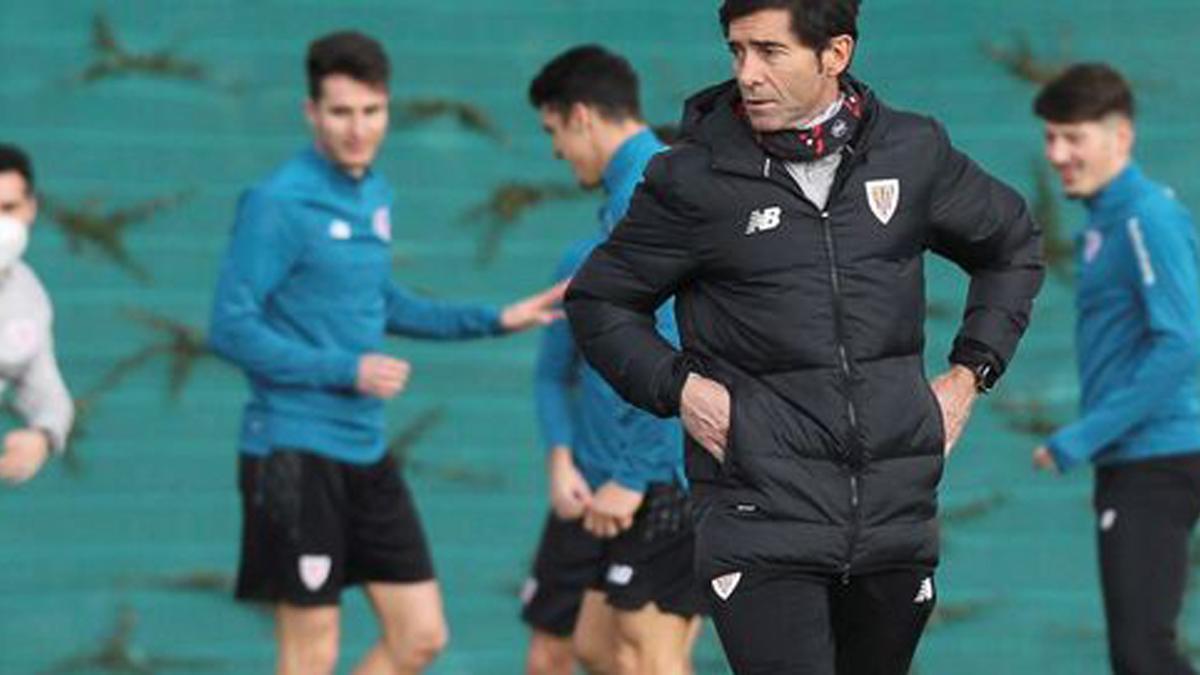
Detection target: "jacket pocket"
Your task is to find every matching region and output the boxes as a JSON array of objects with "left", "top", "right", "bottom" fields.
[{"left": 922, "top": 376, "right": 947, "bottom": 455}]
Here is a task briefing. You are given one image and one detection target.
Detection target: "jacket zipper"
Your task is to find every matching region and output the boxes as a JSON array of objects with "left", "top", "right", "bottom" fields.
[{"left": 766, "top": 150, "right": 869, "bottom": 582}]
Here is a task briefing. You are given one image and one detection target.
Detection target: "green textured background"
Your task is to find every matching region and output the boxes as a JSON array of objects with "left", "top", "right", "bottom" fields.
[{"left": 2, "top": 1, "right": 1199, "bottom": 673}]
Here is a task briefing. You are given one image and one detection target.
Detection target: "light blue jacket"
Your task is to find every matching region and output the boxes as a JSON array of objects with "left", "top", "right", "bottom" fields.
[
  {"left": 210, "top": 146, "right": 504, "bottom": 464},
  {"left": 1048, "top": 163, "right": 1200, "bottom": 472},
  {"left": 534, "top": 129, "right": 684, "bottom": 491}
]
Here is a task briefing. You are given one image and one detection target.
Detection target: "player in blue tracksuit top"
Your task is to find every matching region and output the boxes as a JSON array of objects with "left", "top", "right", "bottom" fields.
[
  {"left": 518, "top": 46, "right": 701, "bottom": 675},
  {"left": 1033, "top": 64, "right": 1200, "bottom": 675},
  {"left": 207, "top": 32, "right": 563, "bottom": 675}
]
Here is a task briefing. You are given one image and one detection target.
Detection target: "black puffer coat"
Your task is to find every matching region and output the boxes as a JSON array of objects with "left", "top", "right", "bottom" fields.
[{"left": 565, "top": 78, "right": 1044, "bottom": 580}]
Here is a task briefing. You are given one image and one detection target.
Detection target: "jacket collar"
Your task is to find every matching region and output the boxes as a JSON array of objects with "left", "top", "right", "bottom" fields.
[
  {"left": 602, "top": 128, "right": 660, "bottom": 196},
  {"left": 1084, "top": 161, "right": 1143, "bottom": 222},
  {"left": 678, "top": 75, "right": 883, "bottom": 179},
  {"left": 300, "top": 144, "right": 374, "bottom": 197}
]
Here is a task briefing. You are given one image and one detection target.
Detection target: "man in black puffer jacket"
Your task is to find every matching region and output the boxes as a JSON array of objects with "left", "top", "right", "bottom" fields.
[{"left": 564, "top": 1, "right": 1044, "bottom": 673}]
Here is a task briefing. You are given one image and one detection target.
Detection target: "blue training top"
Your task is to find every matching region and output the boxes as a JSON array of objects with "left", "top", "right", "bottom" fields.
[
  {"left": 1048, "top": 163, "right": 1200, "bottom": 472},
  {"left": 210, "top": 145, "right": 504, "bottom": 464},
  {"left": 534, "top": 128, "right": 685, "bottom": 492}
]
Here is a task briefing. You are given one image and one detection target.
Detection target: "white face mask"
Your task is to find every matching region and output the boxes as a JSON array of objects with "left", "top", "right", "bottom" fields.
[{"left": 0, "top": 215, "right": 29, "bottom": 273}]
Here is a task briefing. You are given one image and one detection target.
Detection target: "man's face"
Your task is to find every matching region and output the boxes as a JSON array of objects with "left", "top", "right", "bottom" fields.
[
  {"left": 305, "top": 74, "right": 389, "bottom": 177},
  {"left": 539, "top": 105, "right": 605, "bottom": 188},
  {"left": 727, "top": 8, "right": 846, "bottom": 132},
  {"left": 0, "top": 171, "right": 36, "bottom": 226},
  {"left": 1043, "top": 116, "right": 1133, "bottom": 199}
]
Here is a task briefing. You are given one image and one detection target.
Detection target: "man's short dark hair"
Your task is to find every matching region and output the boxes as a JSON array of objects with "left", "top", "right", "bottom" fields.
[
  {"left": 0, "top": 144, "right": 34, "bottom": 193},
  {"left": 306, "top": 31, "right": 391, "bottom": 101},
  {"left": 528, "top": 45, "right": 642, "bottom": 122},
  {"left": 1034, "top": 63, "right": 1135, "bottom": 124},
  {"left": 719, "top": 0, "right": 861, "bottom": 53}
]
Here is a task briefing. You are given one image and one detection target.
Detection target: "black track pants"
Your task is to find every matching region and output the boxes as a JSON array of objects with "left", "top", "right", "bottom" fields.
[
  {"left": 1095, "top": 455, "right": 1200, "bottom": 675},
  {"left": 707, "top": 569, "right": 935, "bottom": 674}
]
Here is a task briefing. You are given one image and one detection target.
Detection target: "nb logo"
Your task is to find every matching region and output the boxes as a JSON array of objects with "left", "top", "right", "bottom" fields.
[{"left": 745, "top": 206, "right": 783, "bottom": 235}]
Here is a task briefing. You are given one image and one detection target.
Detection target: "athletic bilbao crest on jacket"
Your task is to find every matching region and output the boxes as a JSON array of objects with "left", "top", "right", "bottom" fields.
[{"left": 865, "top": 179, "right": 900, "bottom": 226}]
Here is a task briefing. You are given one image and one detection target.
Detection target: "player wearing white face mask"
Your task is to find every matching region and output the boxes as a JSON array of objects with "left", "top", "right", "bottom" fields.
[{"left": 0, "top": 144, "right": 74, "bottom": 486}]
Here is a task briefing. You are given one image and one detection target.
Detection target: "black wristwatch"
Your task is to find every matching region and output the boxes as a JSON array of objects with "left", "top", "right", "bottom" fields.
[{"left": 964, "top": 361, "right": 999, "bottom": 394}]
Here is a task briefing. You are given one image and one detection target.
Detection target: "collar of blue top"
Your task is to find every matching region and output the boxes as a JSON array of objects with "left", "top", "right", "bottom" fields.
[{"left": 1085, "top": 161, "right": 1144, "bottom": 220}]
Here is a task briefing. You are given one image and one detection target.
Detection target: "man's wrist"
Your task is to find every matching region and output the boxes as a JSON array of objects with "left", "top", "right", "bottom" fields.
[
  {"left": 951, "top": 361, "right": 995, "bottom": 394},
  {"left": 547, "top": 446, "right": 573, "bottom": 470}
]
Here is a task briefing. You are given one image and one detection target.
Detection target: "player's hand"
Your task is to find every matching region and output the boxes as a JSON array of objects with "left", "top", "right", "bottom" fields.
[
  {"left": 583, "top": 482, "right": 644, "bottom": 539},
  {"left": 499, "top": 281, "right": 567, "bottom": 332},
  {"left": 680, "top": 373, "right": 731, "bottom": 464},
  {"left": 548, "top": 447, "right": 592, "bottom": 520},
  {"left": 1032, "top": 446, "right": 1059, "bottom": 473},
  {"left": 930, "top": 365, "right": 978, "bottom": 456},
  {"left": 0, "top": 429, "right": 51, "bottom": 485},
  {"left": 356, "top": 354, "right": 411, "bottom": 399}
]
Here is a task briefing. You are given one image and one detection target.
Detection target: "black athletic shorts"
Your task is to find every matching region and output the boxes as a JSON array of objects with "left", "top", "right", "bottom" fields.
[
  {"left": 520, "top": 483, "right": 704, "bottom": 636},
  {"left": 235, "top": 449, "right": 435, "bottom": 606}
]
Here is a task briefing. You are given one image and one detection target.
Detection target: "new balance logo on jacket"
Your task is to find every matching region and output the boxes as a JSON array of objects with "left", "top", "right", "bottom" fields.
[{"left": 745, "top": 206, "right": 782, "bottom": 235}]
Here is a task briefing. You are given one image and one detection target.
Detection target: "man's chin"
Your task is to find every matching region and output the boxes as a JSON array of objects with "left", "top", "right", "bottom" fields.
[
  {"left": 1061, "top": 182, "right": 1093, "bottom": 200},
  {"left": 745, "top": 113, "right": 786, "bottom": 134}
]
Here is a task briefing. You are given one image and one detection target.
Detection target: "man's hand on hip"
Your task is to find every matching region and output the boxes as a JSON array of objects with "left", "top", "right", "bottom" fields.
[
  {"left": 583, "top": 481, "right": 644, "bottom": 539},
  {"left": 681, "top": 373, "right": 731, "bottom": 463},
  {"left": 0, "top": 429, "right": 51, "bottom": 485},
  {"left": 356, "top": 354, "right": 411, "bottom": 399},
  {"left": 547, "top": 447, "right": 592, "bottom": 520},
  {"left": 930, "top": 365, "right": 979, "bottom": 456}
]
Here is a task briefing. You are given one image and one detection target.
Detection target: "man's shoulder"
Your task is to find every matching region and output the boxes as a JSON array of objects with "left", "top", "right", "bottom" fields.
[
  {"left": 636, "top": 141, "right": 720, "bottom": 213},
  {"left": 4, "top": 262, "right": 52, "bottom": 322},
  {"left": 1131, "top": 175, "right": 1192, "bottom": 226},
  {"left": 869, "top": 102, "right": 945, "bottom": 149}
]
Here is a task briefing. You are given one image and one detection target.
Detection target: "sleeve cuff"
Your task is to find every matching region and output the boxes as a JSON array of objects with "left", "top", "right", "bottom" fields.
[
  {"left": 329, "top": 352, "right": 361, "bottom": 388},
  {"left": 1046, "top": 434, "right": 1083, "bottom": 473},
  {"left": 612, "top": 472, "right": 649, "bottom": 494}
]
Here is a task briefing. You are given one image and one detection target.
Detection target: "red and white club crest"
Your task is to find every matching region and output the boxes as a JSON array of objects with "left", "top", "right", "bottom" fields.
[
  {"left": 865, "top": 178, "right": 900, "bottom": 226},
  {"left": 372, "top": 207, "right": 392, "bottom": 242},
  {"left": 299, "top": 554, "right": 332, "bottom": 592}
]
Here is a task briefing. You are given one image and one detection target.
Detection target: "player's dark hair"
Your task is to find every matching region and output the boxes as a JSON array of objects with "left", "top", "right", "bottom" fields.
[
  {"left": 1034, "top": 63, "right": 1135, "bottom": 123},
  {"left": 0, "top": 144, "right": 34, "bottom": 193},
  {"left": 719, "top": 0, "right": 861, "bottom": 53},
  {"left": 307, "top": 31, "right": 391, "bottom": 100},
  {"left": 528, "top": 45, "right": 642, "bottom": 122}
]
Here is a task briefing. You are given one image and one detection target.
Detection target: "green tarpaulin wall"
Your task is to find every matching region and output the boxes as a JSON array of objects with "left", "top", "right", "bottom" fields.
[{"left": 2, "top": 1, "right": 1199, "bottom": 672}]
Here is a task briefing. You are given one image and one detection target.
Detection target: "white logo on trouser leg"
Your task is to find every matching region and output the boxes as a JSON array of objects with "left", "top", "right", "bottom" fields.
[
  {"left": 607, "top": 564, "right": 634, "bottom": 586},
  {"left": 299, "top": 555, "right": 332, "bottom": 592},
  {"left": 711, "top": 572, "right": 742, "bottom": 601},
  {"left": 519, "top": 577, "right": 539, "bottom": 605},
  {"left": 1100, "top": 508, "right": 1118, "bottom": 532},
  {"left": 914, "top": 577, "right": 934, "bottom": 604}
]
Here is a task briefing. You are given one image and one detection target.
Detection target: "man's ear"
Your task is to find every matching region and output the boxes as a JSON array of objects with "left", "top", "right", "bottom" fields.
[
  {"left": 567, "top": 102, "right": 594, "bottom": 131},
  {"left": 820, "top": 35, "right": 855, "bottom": 77}
]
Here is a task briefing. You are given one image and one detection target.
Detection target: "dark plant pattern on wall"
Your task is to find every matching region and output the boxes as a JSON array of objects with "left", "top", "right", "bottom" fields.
[
  {"left": 460, "top": 182, "right": 589, "bottom": 266},
  {"left": 391, "top": 98, "right": 507, "bottom": 144},
  {"left": 73, "top": 14, "right": 219, "bottom": 88},
  {"left": 41, "top": 191, "right": 193, "bottom": 282},
  {"left": 981, "top": 32, "right": 1068, "bottom": 86},
  {"left": 40, "top": 606, "right": 225, "bottom": 674},
  {"left": 388, "top": 405, "right": 506, "bottom": 489}
]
